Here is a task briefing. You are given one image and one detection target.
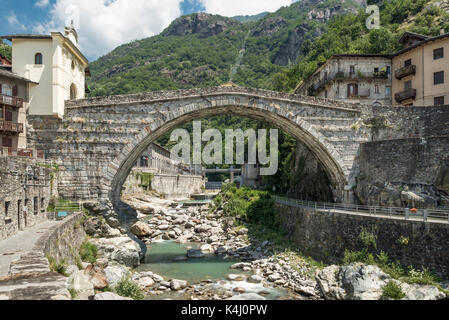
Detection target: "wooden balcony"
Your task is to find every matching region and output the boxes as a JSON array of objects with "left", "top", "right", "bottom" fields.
[
  {"left": 395, "top": 88, "right": 417, "bottom": 103},
  {"left": 0, "top": 94, "right": 24, "bottom": 108},
  {"left": 395, "top": 65, "right": 416, "bottom": 80},
  {"left": 0, "top": 120, "right": 24, "bottom": 134}
]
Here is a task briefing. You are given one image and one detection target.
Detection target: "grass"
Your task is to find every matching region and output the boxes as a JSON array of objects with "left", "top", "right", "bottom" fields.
[
  {"left": 47, "top": 256, "right": 68, "bottom": 277},
  {"left": 79, "top": 241, "right": 98, "bottom": 264},
  {"left": 382, "top": 281, "right": 406, "bottom": 300},
  {"left": 114, "top": 275, "right": 145, "bottom": 300}
]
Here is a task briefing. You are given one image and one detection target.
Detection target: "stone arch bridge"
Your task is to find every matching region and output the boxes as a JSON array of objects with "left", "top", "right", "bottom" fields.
[{"left": 29, "top": 86, "right": 382, "bottom": 210}]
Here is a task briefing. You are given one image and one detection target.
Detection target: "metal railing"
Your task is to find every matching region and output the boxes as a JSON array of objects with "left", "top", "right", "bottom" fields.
[
  {"left": 395, "top": 88, "right": 417, "bottom": 103},
  {"left": 47, "top": 202, "right": 84, "bottom": 220},
  {"left": 272, "top": 196, "right": 449, "bottom": 223},
  {"left": 0, "top": 94, "right": 24, "bottom": 108}
]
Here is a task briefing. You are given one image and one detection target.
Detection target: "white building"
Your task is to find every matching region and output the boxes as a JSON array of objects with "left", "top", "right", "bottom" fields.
[
  {"left": 2, "top": 27, "right": 89, "bottom": 119},
  {"left": 296, "top": 54, "right": 393, "bottom": 107}
]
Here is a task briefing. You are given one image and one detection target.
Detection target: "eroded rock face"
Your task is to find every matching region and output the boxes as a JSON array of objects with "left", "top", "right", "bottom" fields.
[
  {"left": 67, "top": 270, "right": 95, "bottom": 300},
  {"left": 162, "top": 13, "right": 241, "bottom": 38},
  {"left": 104, "top": 264, "right": 129, "bottom": 288},
  {"left": 93, "top": 237, "right": 143, "bottom": 268},
  {"left": 85, "top": 264, "right": 109, "bottom": 290},
  {"left": 317, "top": 264, "right": 390, "bottom": 300},
  {"left": 398, "top": 281, "right": 445, "bottom": 300},
  {"left": 84, "top": 216, "right": 121, "bottom": 238}
]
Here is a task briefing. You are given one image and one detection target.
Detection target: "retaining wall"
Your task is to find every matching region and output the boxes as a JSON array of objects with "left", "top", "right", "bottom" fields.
[{"left": 275, "top": 202, "right": 449, "bottom": 278}]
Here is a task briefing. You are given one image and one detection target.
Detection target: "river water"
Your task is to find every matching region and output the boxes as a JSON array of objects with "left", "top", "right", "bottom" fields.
[{"left": 135, "top": 240, "right": 293, "bottom": 300}]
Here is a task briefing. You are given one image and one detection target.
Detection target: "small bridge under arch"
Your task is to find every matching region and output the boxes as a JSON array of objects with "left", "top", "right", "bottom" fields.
[{"left": 32, "top": 85, "right": 373, "bottom": 211}]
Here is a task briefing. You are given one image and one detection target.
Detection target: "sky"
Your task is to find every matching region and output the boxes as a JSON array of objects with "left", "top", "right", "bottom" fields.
[{"left": 0, "top": 0, "right": 295, "bottom": 61}]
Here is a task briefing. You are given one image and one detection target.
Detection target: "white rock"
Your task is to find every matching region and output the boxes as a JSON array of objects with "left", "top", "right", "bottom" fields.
[
  {"left": 67, "top": 270, "right": 95, "bottom": 300},
  {"left": 104, "top": 264, "right": 129, "bottom": 288},
  {"left": 93, "top": 292, "right": 133, "bottom": 300}
]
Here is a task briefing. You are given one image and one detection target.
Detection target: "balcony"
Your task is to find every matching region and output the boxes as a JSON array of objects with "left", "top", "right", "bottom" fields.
[
  {"left": 395, "top": 88, "right": 417, "bottom": 103},
  {"left": 348, "top": 89, "right": 371, "bottom": 99},
  {"left": 0, "top": 94, "right": 24, "bottom": 108},
  {"left": 0, "top": 120, "right": 24, "bottom": 134},
  {"left": 395, "top": 65, "right": 416, "bottom": 80},
  {"left": 307, "top": 70, "right": 389, "bottom": 95}
]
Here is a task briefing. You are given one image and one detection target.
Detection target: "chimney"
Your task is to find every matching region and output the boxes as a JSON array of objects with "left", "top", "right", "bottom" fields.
[{"left": 440, "top": 29, "right": 445, "bottom": 36}]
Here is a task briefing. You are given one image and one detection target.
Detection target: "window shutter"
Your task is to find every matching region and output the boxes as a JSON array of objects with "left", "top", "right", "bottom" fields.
[
  {"left": 0, "top": 84, "right": 2, "bottom": 94},
  {"left": 347, "top": 84, "right": 351, "bottom": 97},
  {"left": 355, "top": 84, "right": 358, "bottom": 96},
  {"left": 12, "top": 85, "right": 18, "bottom": 97}
]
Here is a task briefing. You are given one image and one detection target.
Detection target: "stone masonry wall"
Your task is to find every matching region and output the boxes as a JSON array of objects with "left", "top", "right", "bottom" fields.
[
  {"left": 41, "top": 212, "right": 86, "bottom": 265},
  {"left": 355, "top": 137, "right": 449, "bottom": 207},
  {"left": 275, "top": 202, "right": 449, "bottom": 278},
  {"left": 0, "top": 156, "right": 52, "bottom": 240}
]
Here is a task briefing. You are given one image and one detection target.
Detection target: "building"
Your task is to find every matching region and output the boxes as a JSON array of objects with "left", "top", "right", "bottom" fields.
[
  {"left": 392, "top": 31, "right": 449, "bottom": 106},
  {"left": 1, "top": 26, "right": 89, "bottom": 118},
  {"left": 0, "top": 54, "right": 12, "bottom": 70},
  {"left": 0, "top": 68, "right": 36, "bottom": 151},
  {"left": 295, "top": 54, "right": 393, "bottom": 107}
]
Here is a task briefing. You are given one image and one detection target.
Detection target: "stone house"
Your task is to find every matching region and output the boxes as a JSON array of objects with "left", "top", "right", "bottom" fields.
[
  {"left": 296, "top": 54, "right": 393, "bottom": 107},
  {"left": 0, "top": 156, "right": 51, "bottom": 240}
]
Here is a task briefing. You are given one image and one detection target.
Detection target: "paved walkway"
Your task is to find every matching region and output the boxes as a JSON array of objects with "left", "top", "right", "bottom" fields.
[{"left": 0, "top": 221, "right": 60, "bottom": 277}]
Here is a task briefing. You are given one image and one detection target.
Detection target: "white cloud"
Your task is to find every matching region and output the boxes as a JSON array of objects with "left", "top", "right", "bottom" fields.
[
  {"left": 35, "top": 0, "right": 50, "bottom": 8},
  {"left": 200, "top": 0, "right": 293, "bottom": 17},
  {"left": 33, "top": 0, "right": 182, "bottom": 60},
  {"left": 7, "top": 11, "right": 26, "bottom": 30}
]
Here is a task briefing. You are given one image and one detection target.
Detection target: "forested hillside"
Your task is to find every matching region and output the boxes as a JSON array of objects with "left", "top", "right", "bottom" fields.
[
  {"left": 274, "top": 0, "right": 449, "bottom": 91},
  {"left": 0, "top": 40, "right": 11, "bottom": 60},
  {"left": 87, "top": 0, "right": 365, "bottom": 96}
]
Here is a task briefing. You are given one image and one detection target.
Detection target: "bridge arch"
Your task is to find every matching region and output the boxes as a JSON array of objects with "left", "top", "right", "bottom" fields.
[{"left": 101, "top": 97, "right": 349, "bottom": 206}]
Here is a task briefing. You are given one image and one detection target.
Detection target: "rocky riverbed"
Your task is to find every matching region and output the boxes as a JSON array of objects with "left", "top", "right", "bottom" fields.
[{"left": 65, "top": 193, "right": 448, "bottom": 300}]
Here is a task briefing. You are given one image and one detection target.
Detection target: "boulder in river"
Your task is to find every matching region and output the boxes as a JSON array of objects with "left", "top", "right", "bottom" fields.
[
  {"left": 130, "top": 221, "right": 152, "bottom": 237},
  {"left": 186, "top": 249, "right": 205, "bottom": 259},
  {"left": 170, "top": 279, "right": 189, "bottom": 291}
]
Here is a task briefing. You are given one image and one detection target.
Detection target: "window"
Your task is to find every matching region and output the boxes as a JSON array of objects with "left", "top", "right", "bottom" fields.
[
  {"left": 347, "top": 83, "right": 358, "bottom": 97},
  {"left": 374, "top": 67, "right": 379, "bottom": 73},
  {"left": 386, "top": 66, "right": 391, "bottom": 74},
  {"left": 375, "top": 85, "right": 380, "bottom": 94},
  {"left": 34, "top": 197, "right": 38, "bottom": 215},
  {"left": 434, "top": 96, "right": 445, "bottom": 105},
  {"left": 349, "top": 65, "right": 355, "bottom": 74},
  {"left": 35, "top": 53, "right": 43, "bottom": 65},
  {"left": 41, "top": 198, "right": 45, "bottom": 212},
  {"left": 404, "top": 59, "right": 412, "bottom": 67},
  {"left": 386, "top": 86, "right": 391, "bottom": 97},
  {"left": 5, "top": 201, "right": 10, "bottom": 217},
  {"left": 70, "top": 84, "right": 77, "bottom": 100},
  {"left": 434, "top": 48, "right": 444, "bottom": 60},
  {"left": 434, "top": 71, "right": 444, "bottom": 85},
  {"left": 404, "top": 80, "right": 412, "bottom": 90},
  {"left": 325, "top": 90, "right": 328, "bottom": 98},
  {"left": 71, "top": 60, "right": 75, "bottom": 71}
]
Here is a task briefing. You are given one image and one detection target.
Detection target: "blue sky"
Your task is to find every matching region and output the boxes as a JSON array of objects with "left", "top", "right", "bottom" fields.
[{"left": 0, "top": 0, "right": 294, "bottom": 61}]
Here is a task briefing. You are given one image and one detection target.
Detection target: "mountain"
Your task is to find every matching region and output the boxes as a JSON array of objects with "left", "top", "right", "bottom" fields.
[{"left": 87, "top": 0, "right": 366, "bottom": 97}]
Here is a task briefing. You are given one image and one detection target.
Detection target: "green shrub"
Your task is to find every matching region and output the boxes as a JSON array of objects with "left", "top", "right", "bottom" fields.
[
  {"left": 382, "top": 281, "right": 406, "bottom": 300},
  {"left": 406, "top": 267, "right": 439, "bottom": 285},
  {"left": 47, "top": 256, "right": 68, "bottom": 276},
  {"left": 358, "top": 227, "right": 377, "bottom": 250},
  {"left": 343, "top": 249, "right": 376, "bottom": 265},
  {"left": 114, "top": 275, "right": 145, "bottom": 300},
  {"left": 79, "top": 241, "right": 98, "bottom": 264}
]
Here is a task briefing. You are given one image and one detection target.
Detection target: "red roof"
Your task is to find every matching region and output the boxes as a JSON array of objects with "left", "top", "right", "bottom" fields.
[{"left": 0, "top": 54, "right": 11, "bottom": 67}]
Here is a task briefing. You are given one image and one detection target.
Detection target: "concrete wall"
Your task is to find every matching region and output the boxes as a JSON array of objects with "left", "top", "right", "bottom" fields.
[
  {"left": 275, "top": 202, "right": 449, "bottom": 278},
  {"left": 123, "top": 169, "right": 204, "bottom": 199},
  {"left": 0, "top": 156, "right": 52, "bottom": 240}
]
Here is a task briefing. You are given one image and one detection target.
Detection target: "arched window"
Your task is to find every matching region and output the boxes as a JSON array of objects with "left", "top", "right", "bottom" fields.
[
  {"left": 35, "top": 53, "right": 43, "bottom": 65},
  {"left": 70, "top": 84, "right": 77, "bottom": 100}
]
